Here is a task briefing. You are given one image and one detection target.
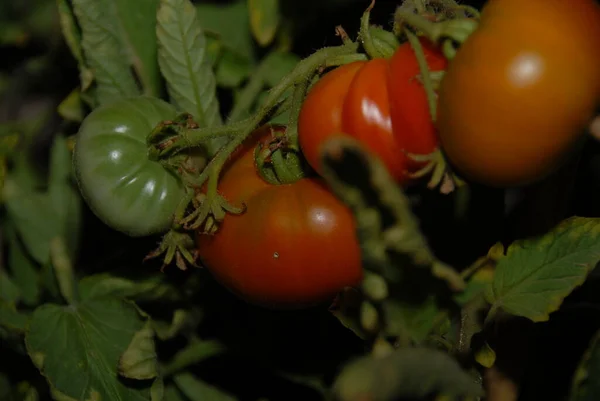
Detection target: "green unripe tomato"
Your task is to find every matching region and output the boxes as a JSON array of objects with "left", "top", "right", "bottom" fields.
[{"left": 73, "top": 96, "right": 185, "bottom": 236}]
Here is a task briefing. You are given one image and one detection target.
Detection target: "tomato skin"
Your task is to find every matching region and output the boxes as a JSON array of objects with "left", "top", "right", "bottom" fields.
[
  {"left": 196, "top": 126, "right": 363, "bottom": 309},
  {"left": 437, "top": 0, "right": 600, "bottom": 187},
  {"left": 388, "top": 39, "right": 448, "bottom": 170},
  {"left": 298, "top": 62, "right": 365, "bottom": 175},
  {"left": 298, "top": 40, "right": 445, "bottom": 184},
  {"left": 73, "top": 96, "right": 185, "bottom": 236}
]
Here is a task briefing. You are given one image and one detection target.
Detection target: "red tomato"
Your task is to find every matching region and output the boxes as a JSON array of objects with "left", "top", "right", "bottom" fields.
[
  {"left": 298, "top": 39, "right": 447, "bottom": 184},
  {"left": 196, "top": 125, "right": 363, "bottom": 309},
  {"left": 437, "top": 0, "right": 600, "bottom": 187}
]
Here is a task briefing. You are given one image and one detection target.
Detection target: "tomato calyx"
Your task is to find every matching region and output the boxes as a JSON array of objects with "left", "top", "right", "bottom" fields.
[
  {"left": 405, "top": 149, "right": 465, "bottom": 194},
  {"left": 144, "top": 228, "right": 199, "bottom": 271}
]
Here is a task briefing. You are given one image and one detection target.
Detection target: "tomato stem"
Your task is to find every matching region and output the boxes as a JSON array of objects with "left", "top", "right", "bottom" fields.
[
  {"left": 193, "top": 41, "right": 360, "bottom": 194},
  {"left": 405, "top": 30, "right": 437, "bottom": 122},
  {"left": 359, "top": 0, "right": 395, "bottom": 59}
]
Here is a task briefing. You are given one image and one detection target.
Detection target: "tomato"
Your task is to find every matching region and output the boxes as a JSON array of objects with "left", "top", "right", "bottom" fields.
[
  {"left": 437, "top": 0, "right": 600, "bottom": 187},
  {"left": 298, "top": 39, "right": 447, "bottom": 184},
  {"left": 196, "top": 125, "right": 363, "bottom": 309},
  {"left": 73, "top": 96, "right": 185, "bottom": 237}
]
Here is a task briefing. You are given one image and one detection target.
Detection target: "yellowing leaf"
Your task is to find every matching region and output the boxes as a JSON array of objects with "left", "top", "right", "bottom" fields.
[{"left": 248, "top": 0, "right": 280, "bottom": 47}]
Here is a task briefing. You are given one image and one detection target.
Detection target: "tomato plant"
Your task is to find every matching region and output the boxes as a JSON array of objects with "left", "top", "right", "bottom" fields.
[
  {"left": 196, "top": 125, "right": 363, "bottom": 309},
  {"left": 298, "top": 39, "right": 447, "bottom": 185},
  {"left": 73, "top": 96, "right": 185, "bottom": 237},
  {"left": 437, "top": 0, "right": 600, "bottom": 187}
]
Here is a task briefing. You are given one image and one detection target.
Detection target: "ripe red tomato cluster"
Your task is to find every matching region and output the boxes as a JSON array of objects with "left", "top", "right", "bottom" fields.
[{"left": 298, "top": 38, "right": 447, "bottom": 185}]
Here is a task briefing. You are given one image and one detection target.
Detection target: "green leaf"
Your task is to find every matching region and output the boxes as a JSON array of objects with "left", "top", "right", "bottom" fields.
[
  {"left": 153, "top": 309, "right": 192, "bottom": 341},
  {"left": 0, "top": 301, "right": 29, "bottom": 332},
  {"left": 157, "top": 0, "right": 222, "bottom": 127},
  {"left": 72, "top": 0, "right": 141, "bottom": 105},
  {"left": 57, "top": 89, "right": 85, "bottom": 123},
  {"left": 78, "top": 273, "right": 182, "bottom": 303},
  {"left": 173, "top": 373, "right": 236, "bottom": 401},
  {"left": 261, "top": 51, "right": 300, "bottom": 88},
  {"left": 112, "top": 0, "right": 161, "bottom": 96},
  {"left": 48, "top": 134, "right": 82, "bottom": 261},
  {"left": 571, "top": 330, "right": 600, "bottom": 401},
  {"left": 4, "top": 184, "right": 56, "bottom": 264},
  {"left": 486, "top": 217, "right": 600, "bottom": 322},
  {"left": 383, "top": 296, "right": 444, "bottom": 343},
  {"left": 151, "top": 378, "right": 165, "bottom": 401},
  {"left": 164, "top": 385, "right": 187, "bottom": 401},
  {"left": 4, "top": 134, "right": 82, "bottom": 266},
  {"left": 163, "top": 340, "right": 226, "bottom": 377},
  {"left": 195, "top": 1, "right": 255, "bottom": 61},
  {"left": 4, "top": 221, "right": 41, "bottom": 306},
  {"left": 0, "top": 269, "right": 21, "bottom": 304},
  {"left": 215, "top": 50, "right": 253, "bottom": 88},
  {"left": 25, "top": 299, "right": 152, "bottom": 401},
  {"left": 248, "top": 0, "right": 280, "bottom": 47},
  {"left": 333, "top": 347, "right": 483, "bottom": 400},
  {"left": 56, "top": 0, "right": 84, "bottom": 65},
  {"left": 119, "top": 321, "right": 158, "bottom": 380}
]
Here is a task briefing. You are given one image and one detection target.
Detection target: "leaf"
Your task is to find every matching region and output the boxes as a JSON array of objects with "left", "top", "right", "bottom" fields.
[
  {"left": 153, "top": 309, "right": 192, "bottom": 341},
  {"left": 4, "top": 134, "right": 82, "bottom": 265},
  {"left": 112, "top": 0, "right": 161, "bottom": 96},
  {"left": 0, "top": 301, "right": 29, "bottom": 332},
  {"left": 151, "top": 378, "right": 164, "bottom": 401},
  {"left": 215, "top": 50, "right": 253, "bottom": 88},
  {"left": 25, "top": 299, "right": 152, "bottom": 401},
  {"left": 261, "top": 51, "right": 300, "bottom": 88},
  {"left": 4, "top": 182, "right": 57, "bottom": 264},
  {"left": 78, "top": 273, "right": 182, "bottom": 303},
  {"left": 195, "top": 1, "right": 255, "bottom": 61},
  {"left": 173, "top": 373, "right": 236, "bottom": 401},
  {"left": 333, "top": 347, "right": 483, "bottom": 401},
  {"left": 57, "top": 89, "right": 85, "bottom": 123},
  {"left": 157, "top": 0, "right": 222, "bottom": 127},
  {"left": 248, "top": 0, "right": 280, "bottom": 47},
  {"left": 72, "top": 0, "right": 141, "bottom": 105},
  {"left": 164, "top": 385, "right": 187, "bottom": 401},
  {"left": 119, "top": 321, "right": 158, "bottom": 380},
  {"left": 48, "top": 134, "right": 82, "bottom": 261},
  {"left": 486, "top": 217, "right": 600, "bottom": 322},
  {"left": 163, "top": 340, "right": 227, "bottom": 376},
  {"left": 383, "top": 296, "right": 444, "bottom": 343},
  {"left": 0, "top": 269, "right": 21, "bottom": 304},
  {"left": 4, "top": 221, "right": 41, "bottom": 306},
  {"left": 56, "top": 0, "right": 84, "bottom": 65},
  {"left": 571, "top": 330, "right": 600, "bottom": 401}
]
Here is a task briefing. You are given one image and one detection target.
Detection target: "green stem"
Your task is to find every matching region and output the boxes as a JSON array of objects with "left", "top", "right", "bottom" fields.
[
  {"left": 324, "top": 53, "right": 368, "bottom": 68},
  {"left": 50, "top": 237, "right": 77, "bottom": 305},
  {"left": 395, "top": 7, "right": 440, "bottom": 38},
  {"left": 271, "top": 150, "right": 303, "bottom": 184},
  {"left": 405, "top": 30, "right": 438, "bottom": 122},
  {"left": 193, "top": 42, "right": 360, "bottom": 190}
]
